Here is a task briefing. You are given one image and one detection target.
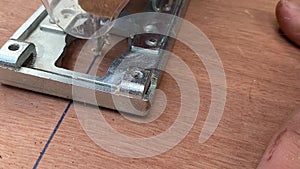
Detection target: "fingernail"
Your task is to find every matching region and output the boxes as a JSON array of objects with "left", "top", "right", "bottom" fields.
[{"left": 281, "top": 0, "right": 300, "bottom": 10}]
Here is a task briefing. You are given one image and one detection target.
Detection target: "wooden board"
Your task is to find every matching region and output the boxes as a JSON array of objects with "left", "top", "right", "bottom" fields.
[{"left": 0, "top": 0, "right": 299, "bottom": 168}]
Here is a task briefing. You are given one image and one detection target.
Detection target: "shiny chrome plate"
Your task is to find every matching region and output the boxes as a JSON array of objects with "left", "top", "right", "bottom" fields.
[{"left": 0, "top": 0, "right": 189, "bottom": 116}]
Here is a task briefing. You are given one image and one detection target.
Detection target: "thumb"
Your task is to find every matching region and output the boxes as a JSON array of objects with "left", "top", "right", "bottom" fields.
[
  {"left": 276, "top": 0, "right": 300, "bottom": 46},
  {"left": 257, "top": 109, "right": 300, "bottom": 169}
]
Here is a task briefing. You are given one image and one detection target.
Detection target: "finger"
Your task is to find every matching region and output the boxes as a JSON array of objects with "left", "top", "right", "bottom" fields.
[
  {"left": 276, "top": 0, "right": 300, "bottom": 46},
  {"left": 78, "top": 0, "right": 129, "bottom": 18},
  {"left": 257, "top": 110, "right": 300, "bottom": 169}
]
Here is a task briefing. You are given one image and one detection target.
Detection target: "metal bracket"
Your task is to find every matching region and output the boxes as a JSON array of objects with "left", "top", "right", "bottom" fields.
[{"left": 0, "top": 0, "right": 189, "bottom": 116}]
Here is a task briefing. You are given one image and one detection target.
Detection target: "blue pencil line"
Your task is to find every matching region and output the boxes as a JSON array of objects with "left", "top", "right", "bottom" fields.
[
  {"left": 33, "top": 55, "right": 98, "bottom": 169},
  {"left": 32, "top": 101, "right": 73, "bottom": 169}
]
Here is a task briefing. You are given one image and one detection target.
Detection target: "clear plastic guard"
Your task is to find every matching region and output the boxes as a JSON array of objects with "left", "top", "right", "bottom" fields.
[{"left": 41, "top": 0, "right": 129, "bottom": 39}]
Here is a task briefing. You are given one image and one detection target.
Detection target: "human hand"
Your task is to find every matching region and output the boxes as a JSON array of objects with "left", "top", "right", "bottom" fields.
[
  {"left": 257, "top": 109, "right": 300, "bottom": 169},
  {"left": 276, "top": 0, "right": 300, "bottom": 46},
  {"left": 257, "top": 1, "right": 300, "bottom": 168}
]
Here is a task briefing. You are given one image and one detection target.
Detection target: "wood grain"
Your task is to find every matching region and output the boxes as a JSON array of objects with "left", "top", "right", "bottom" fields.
[
  {"left": 0, "top": 0, "right": 299, "bottom": 169},
  {"left": 78, "top": 0, "right": 129, "bottom": 18}
]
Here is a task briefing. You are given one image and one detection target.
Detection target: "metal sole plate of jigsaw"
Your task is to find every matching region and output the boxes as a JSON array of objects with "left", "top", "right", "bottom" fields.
[{"left": 0, "top": 0, "right": 189, "bottom": 116}]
